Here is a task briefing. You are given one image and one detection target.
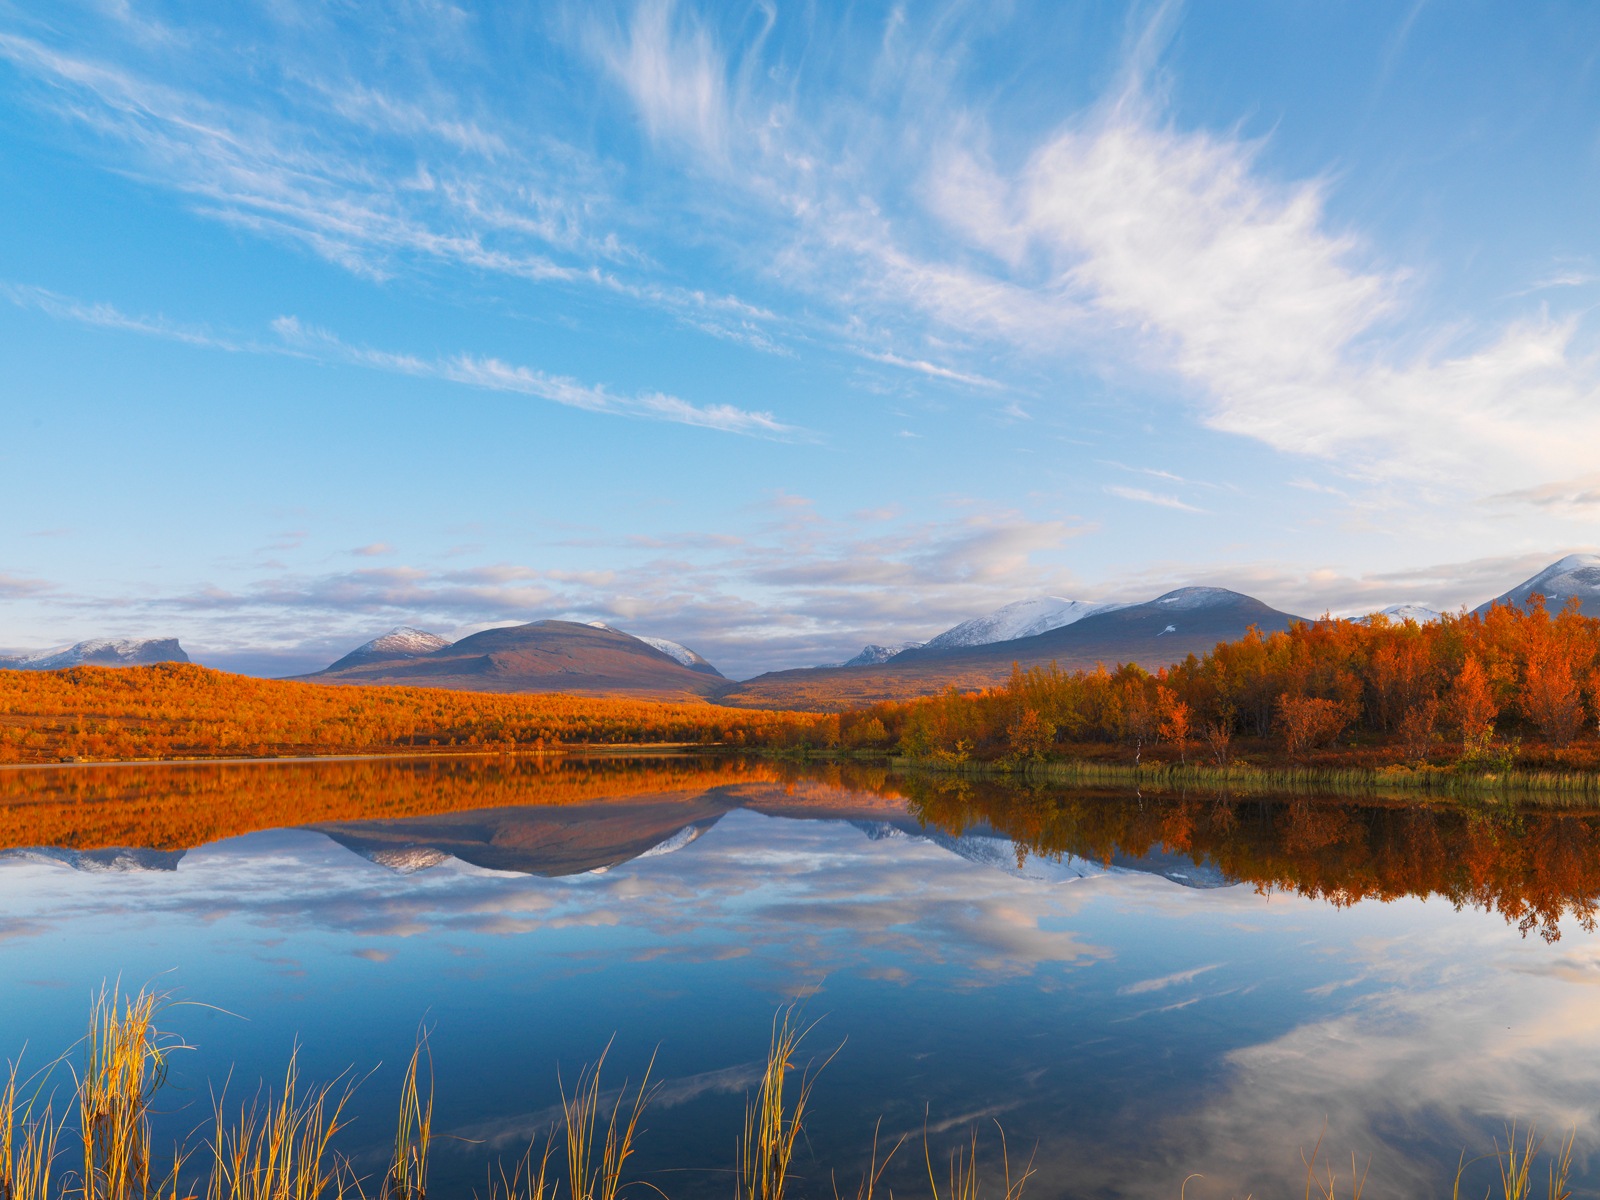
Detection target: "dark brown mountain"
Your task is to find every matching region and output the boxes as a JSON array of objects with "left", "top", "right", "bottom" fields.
[
  {"left": 722, "top": 587, "right": 1307, "bottom": 710},
  {"left": 298, "top": 619, "right": 731, "bottom": 699}
]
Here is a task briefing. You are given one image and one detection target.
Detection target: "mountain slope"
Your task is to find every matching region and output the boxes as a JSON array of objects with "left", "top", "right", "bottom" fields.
[
  {"left": 1474, "top": 554, "right": 1600, "bottom": 616},
  {"left": 723, "top": 587, "right": 1306, "bottom": 709},
  {"left": 0, "top": 638, "right": 189, "bottom": 671},
  {"left": 301, "top": 619, "right": 730, "bottom": 698}
]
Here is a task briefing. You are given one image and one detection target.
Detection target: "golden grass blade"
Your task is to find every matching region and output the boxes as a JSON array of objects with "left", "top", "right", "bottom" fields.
[
  {"left": 1, "top": 1058, "right": 64, "bottom": 1200},
  {"left": 203, "top": 1049, "right": 358, "bottom": 1200},
  {"left": 738, "top": 1003, "right": 841, "bottom": 1200},
  {"left": 385, "top": 1036, "right": 434, "bottom": 1200},
  {"left": 484, "top": 1137, "right": 556, "bottom": 1200},
  {"left": 560, "top": 1040, "right": 659, "bottom": 1200},
  {"left": 1546, "top": 1128, "right": 1575, "bottom": 1200},
  {"left": 77, "top": 984, "right": 190, "bottom": 1200},
  {"left": 834, "top": 1118, "right": 901, "bottom": 1200}
]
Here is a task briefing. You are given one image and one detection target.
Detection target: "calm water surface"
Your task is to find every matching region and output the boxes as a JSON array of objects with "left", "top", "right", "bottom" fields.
[{"left": 2, "top": 757, "right": 1598, "bottom": 1198}]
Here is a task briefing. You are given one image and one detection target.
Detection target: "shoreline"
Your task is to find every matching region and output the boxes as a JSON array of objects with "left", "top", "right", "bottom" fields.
[{"left": 6, "top": 743, "right": 1600, "bottom": 803}]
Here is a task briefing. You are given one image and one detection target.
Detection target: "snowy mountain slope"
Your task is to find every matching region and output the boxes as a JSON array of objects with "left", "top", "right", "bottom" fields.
[
  {"left": 920, "top": 596, "right": 1128, "bottom": 652},
  {"left": 839, "top": 642, "right": 925, "bottom": 667},
  {"left": 0, "top": 638, "right": 189, "bottom": 671},
  {"left": 1363, "top": 603, "right": 1443, "bottom": 625},
  {"left": 1475, "top": 553, "right": 1600, "bottom": 616},
  {"left": 321, "top": 626, "right": 452, "bottom": 673},
  {"left": 635, "top": 636, "right": 724, "bottom": 677},
  {"left": 579, "top": 622, "right": 724, "bottom": 677}
]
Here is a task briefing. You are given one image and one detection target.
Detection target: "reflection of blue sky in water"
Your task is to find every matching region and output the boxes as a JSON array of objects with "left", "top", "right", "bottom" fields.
[{"left": 2, "top": 803, "right": 1599, "bottom": 1198}]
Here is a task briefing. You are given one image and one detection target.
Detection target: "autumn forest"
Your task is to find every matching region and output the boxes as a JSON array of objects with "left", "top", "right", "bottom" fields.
[{"left": 3, "top": 597, "right": 1600, "bottom": 777}]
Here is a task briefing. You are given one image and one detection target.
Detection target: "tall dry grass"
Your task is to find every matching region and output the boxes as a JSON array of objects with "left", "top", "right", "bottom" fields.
[
  {"left": 75, "top": 986, "right": 187, "bottom": 1200},
  {"left": 738, "top": 1005, "right": 837, "bottom": 1200},
  {"left": 1, "top": 985, "right": 1590, "bottom": 1200},
  {"left": 1, "top": 1060, "right": 63, "bottom": 1200},
  {"left": 557, "top": 1042, "right": 656, "bottom": 1200},
  {"left": 203, "top": 1050, "right": 359, "bottom": 1200},
  {"left": 384, "top": 1040, "right": 432, "bottom": 1200}
]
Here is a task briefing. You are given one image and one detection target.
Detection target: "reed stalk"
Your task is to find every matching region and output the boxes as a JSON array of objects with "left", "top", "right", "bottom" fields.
[
  {"left": 76, "top": 986, "right": 184, "bottom": 1200},
  {"left": 2, "top": 1059, "right": 62, "bottom": 1200},
  {"left": 924, "top": 1122, "right": 1031, "bottom": 1200},
  {"left": 738, "top": 1005, "right": 837, "bottom": 1200},
  {"left": 384, "top": 1039, "right": 433, "bottom": 1200},
  {"left": 559, "top": 1042, "right": 657, "bottom": 1200},
  {"left": 203, "top": 1051, "right": 356, "bottom": 1200},
  {"left": 482, "top": 1141, "right": 555, "bottom": 1200}
]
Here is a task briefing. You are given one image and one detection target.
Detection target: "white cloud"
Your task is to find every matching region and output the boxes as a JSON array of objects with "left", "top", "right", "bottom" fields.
[
  {"left": 2, "top": 281, "right": 798, "bottom": 439},
  {"left": 1104, "top": 485, "right": 1205, "bottom": 514}
]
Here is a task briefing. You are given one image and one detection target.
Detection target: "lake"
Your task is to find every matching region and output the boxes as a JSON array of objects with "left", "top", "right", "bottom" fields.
[{"left": 2, "top": 755, "right": 1598, "bottom": 1198}]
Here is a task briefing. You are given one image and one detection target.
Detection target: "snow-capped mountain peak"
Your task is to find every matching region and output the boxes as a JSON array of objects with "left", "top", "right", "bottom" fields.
[
  {"left": 923, "top": 596, "right": 1127, "bottom": 651},
  {"left": 0, "top": 638, "right": 189, "bottom": 671},
  {"left": 319, "top": 626, "right": 451, "bottom": 673},
  {"left": 366, "top": 627, "right": 452, "bottom": 657},
  {"left": 1477, "top": 553, "right": 1600, "bottom": 616}
]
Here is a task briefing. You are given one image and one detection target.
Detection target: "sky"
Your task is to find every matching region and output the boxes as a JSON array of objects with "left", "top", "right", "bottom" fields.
[{"left": 3, "top": 0, "right": 1600, "bottom": 678}]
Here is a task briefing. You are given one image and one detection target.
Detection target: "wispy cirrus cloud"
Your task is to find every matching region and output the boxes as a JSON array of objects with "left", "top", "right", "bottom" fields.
[
  {"left": 590, "top": 1, "right": 1600, "bottom": 501},
  {"left": 2, "top": 281, "right": 800, "bottom": 439},
  {"left": 1103, "top": 485, "right": 1206, "bottom": 514},
  {"left": 271, "top": 316, "right": 804, "bottom": 438}
]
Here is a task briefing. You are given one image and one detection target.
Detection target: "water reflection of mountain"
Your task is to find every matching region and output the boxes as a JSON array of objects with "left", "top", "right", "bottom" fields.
[
  {"left": 312, "top": 793, "right": 1232, "bottom": 887},
  {"left": 0, "top": 846, "right": 187, "bottom": 872},
  {"left": 3, "top": 757, "right": 1599, "bottom": 938},
  {"left": 848, "top": 819, "right": 1232, "bottom": 888}
]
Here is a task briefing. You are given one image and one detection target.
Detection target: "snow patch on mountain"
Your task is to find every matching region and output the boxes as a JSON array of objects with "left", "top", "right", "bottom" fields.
[
  {"left": 840, "top": 642, "right": 925, "bottom": 667},
  {"left": 636, "top": 636, "right": 697, "bottom": 666},
  {"left": 923, "top": 597, "right": 1127, "bottom": 651},
  {"left": 0, "top": 638, "right": 189, "bottom": 671}
]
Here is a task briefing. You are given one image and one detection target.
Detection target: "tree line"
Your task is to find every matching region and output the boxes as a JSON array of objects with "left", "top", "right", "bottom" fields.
[{"left": 837, "top": 596, "right": 1600, "bottom": 769}]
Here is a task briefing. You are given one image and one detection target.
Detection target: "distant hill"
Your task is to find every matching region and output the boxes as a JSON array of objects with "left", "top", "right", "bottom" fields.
[
  {"left": 1474, "top": 553, "right": 1600, "bottom": 616},
  {"left": 0, "top": 637, "right": 189, "bottom": 671},
  {"left": 723, "top": 587, "right": 1307, "bottom": 709},
  {"left": 300, "top": 619, "right": 730, "bottom": 698}
]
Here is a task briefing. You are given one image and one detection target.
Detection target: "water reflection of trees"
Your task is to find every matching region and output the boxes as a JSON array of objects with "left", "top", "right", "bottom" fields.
[
  {"left": 898, "top": 777, "right": 1600, "bottom": 942},
  {"left": 3, "top": 757, "right": 1597, "bottom": 942}
]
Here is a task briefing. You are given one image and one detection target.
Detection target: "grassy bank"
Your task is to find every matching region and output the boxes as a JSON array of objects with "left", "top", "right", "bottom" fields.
[{"left": 882, "top": 752, "right": 1600, "bottom": 803}]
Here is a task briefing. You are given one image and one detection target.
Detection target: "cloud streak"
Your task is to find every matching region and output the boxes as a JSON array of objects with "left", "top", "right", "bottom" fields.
[{"left": 2, "top": 281, "right": 799, "bottom": 439}]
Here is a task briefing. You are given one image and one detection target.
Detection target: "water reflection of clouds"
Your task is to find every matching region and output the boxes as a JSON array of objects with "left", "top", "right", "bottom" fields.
[
  {"left": 4, "top": 803, "right": 1600, "bottom": 1198},
  {"left": 1151, "top": 901, "right": 1600, "bottom": 1199},
  {"left": 0, "top": 813, "right": 1118, "bottom": 988}
]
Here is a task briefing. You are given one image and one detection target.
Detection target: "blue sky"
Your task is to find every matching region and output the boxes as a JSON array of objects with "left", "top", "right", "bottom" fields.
[{"left": 3, "top": 1, "right": 1599, "bottom": 677}]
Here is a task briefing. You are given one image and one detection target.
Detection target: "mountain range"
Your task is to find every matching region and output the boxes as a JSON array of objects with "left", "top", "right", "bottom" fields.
[
  {"left": 0, "top": 638, "right": 189, "bottom": 671},
  {"left": 296, "top": 619, "right": 728, "bottom": 698},
  {"left": 6, "top": 553, "right": 1598, "bottom": 707}
]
